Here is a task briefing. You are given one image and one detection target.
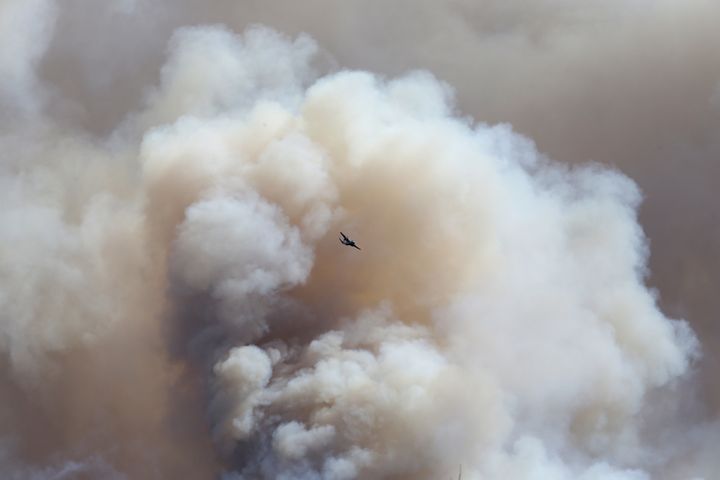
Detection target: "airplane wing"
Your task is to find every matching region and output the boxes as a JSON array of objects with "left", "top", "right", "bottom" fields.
[{"left": 340, "top": 232, "right": 349, "bottom": 241}]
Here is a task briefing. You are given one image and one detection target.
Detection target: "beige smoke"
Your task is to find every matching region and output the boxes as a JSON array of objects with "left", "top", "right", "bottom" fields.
[{"left": 0, "top": 1, "right": 718, "bottom": 479}]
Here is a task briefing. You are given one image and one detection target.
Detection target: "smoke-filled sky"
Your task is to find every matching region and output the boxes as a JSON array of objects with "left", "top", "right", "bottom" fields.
[{"left": 1, "top": 1, "right": 718, "bottom": 479}]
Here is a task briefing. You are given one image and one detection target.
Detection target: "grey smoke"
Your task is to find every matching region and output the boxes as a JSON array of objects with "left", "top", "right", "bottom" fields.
[{"left": 0, "top": 1, "right": 718, "bottom": 479}]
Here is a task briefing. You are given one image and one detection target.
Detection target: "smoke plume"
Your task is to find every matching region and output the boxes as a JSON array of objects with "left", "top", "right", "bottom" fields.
[{"left": 0, "top": 1, "right": 718, "bottom": 479}]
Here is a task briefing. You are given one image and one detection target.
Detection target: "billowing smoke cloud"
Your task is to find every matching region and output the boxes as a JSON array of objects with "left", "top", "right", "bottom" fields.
[{"left": 0, "top": 1, "right": 718, "bottom": 479}]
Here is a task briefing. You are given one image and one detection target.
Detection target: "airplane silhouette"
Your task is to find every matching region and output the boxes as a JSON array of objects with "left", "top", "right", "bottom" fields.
[{"left": 339, "top": 232, "right": 361, "bottom": 250}]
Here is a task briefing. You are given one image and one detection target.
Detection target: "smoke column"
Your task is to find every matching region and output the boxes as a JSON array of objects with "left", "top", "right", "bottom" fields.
[{"left": 0, "top": 1, "right": 718, "bottom": 479}]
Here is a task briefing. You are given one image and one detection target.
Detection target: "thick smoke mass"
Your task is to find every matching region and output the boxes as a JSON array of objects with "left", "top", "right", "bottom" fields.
[{"left": 1, "top": 1, "right": 718, "bottom": 479}]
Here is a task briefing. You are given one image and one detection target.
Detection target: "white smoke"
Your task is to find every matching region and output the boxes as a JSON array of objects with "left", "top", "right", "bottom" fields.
[
  {"left": 0, "top": 6, "right": 714, "bottom": 480},
  {"left": 147, "top": 27, "right": 696, "bottom": 479},
  {"left": 0, "top": 438, "right": 126, "bottom": 480},
  {"left": 0, "top": 0, "right": 56, "bottom": 118}
]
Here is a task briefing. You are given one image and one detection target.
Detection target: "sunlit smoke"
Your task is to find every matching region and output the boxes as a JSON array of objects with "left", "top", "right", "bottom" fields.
[{"left": 0, "top": 2, "right": 718, "bottom": 479}]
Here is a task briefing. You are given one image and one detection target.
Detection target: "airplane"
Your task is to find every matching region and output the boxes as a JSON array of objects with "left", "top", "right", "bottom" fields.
[{"left": 339, "top": 232, "right": 361, "bottom": 250}]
